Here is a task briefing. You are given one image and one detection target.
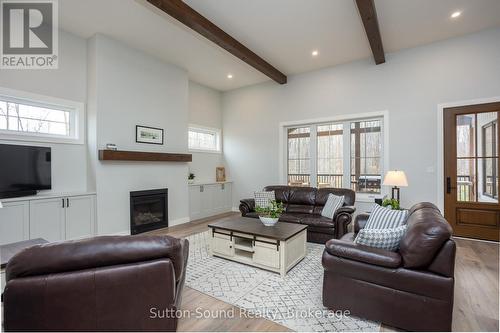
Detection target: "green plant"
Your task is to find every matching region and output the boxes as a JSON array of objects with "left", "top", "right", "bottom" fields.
[
  {"left": 188, "top": 173, "right": 195, "bottom": 180},
  {"left": 255, "top": 200, "right": 284, "bottom": 218},
  {"left": 382, "top": 198, "right": 401, "bottom": 210}
]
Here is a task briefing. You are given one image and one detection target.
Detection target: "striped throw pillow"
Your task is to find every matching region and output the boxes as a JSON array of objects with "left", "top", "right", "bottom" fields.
[
  {"left": 354, "top": 225, "right": 407, "bottom": 251},
  {"left": 364, "top": 204, "right": 408, "bottom": 229},
  {"left": 321, "top": 194, "right": 345, "bottom": 219},
  {"left": 254, "top": 191, "right": 276, "bottom": 208}
]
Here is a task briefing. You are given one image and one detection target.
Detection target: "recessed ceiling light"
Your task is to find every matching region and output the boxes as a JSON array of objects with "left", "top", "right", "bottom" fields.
[
  {"left": 227, "top": 74, "right": 233, "bottom": 79},
  {"left": 451, "top": 11, "right": 461, "bottom": 18},
  {"left": 312, "top": 50, "right": 319, "bottom": 57}
]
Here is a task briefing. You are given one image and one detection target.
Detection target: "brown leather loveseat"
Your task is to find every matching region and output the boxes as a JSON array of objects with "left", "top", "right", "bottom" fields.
[
  {"left": 240, "top": 185, "right": 356, "bottom": 243},
  {"left": 3, "top": 235, "right": 189, "bottom": 332},
  {"left": 322, "top": 202, "right": 456, "bottom": 331}
]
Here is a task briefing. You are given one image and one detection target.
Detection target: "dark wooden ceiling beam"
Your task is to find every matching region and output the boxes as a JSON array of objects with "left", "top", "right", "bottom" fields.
[
  {"left": 147, "top": 0, "right": 287, "bottom": 84},
  {"left": 355, "top": 0, "right": 385, "bottom": 65}
]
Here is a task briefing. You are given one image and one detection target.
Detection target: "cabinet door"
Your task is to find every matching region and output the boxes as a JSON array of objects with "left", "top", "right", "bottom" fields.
[
  {"left": 65, "top": 195, "right": 95, "bottom": 240},
  {"left": 200, "top": 185, "right": 214, "bottom": 218},
  {"left": 223, "top": 183, "right": 233, "bottom": 211},
  {"left": 0, "top": 201, "right": 29, "bottom": 245},
  {"left": 212, "top": 184, "right": 225, "bottom": 214},
  {"left": 254, "top": 241, "right": 280, "bottom": 269},
  {"left": 189, "top": 186, "right": 203, "bottom": 221},
  {"left": 30, "top": 198, "right": 65, "bottom": 242},
  {"left": 212, "top": 234, "right": 234, "bottom": 257}
]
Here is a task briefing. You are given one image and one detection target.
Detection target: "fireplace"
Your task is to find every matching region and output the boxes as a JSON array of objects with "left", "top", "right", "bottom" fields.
[{"left": 130, "top": 188, "right": 168, "bottom": 235}]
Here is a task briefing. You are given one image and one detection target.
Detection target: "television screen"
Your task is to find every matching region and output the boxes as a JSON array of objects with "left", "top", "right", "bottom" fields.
[{"left": 0, "top": 144, "right": 51, "bottom": 198}]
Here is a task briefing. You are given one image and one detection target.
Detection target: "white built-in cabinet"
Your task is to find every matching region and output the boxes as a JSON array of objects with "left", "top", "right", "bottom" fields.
[
  {"left": 189, "top": 182, "right": 232, "bottom": 220},
  {"left": 0, "top": 193, "right": 96, "bottom": 245}
]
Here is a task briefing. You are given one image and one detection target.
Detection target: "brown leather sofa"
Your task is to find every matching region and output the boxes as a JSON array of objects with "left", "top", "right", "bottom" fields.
[
  {"left": 240, "top": 185, "right": 356, "bottom": 243},
  {"left": 322, "top": 202, "right": 456, "bottom": 331},
  {"left": 3, "top": 235, "right": 189, "bottom": 332}
]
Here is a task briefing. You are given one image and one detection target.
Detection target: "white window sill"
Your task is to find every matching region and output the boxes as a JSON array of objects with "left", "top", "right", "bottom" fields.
[
  {"left": 189, "top": 149, "right": 222, "bottom": 154},
  {"left": 0, "top": 131, "right": 84, "bottom": 145}
]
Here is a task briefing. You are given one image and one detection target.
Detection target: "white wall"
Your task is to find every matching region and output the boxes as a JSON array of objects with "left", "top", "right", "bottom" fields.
[
  {"left": 188, "top": 81, "right": 224, "bottom": 183},
  {"left": 222, "top": 28, "right": 500, "bottom": 209},
  {"left": 88, "top": 34, "right": 190, "bottom": 235},
  {"left": 0, "top": 31, "right": 88, "bottom": 194}
]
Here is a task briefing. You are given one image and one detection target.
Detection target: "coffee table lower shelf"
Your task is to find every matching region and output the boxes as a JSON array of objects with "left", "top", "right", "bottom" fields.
[{"left": 209, "top": 228, "right": 307, "bottom": 277}]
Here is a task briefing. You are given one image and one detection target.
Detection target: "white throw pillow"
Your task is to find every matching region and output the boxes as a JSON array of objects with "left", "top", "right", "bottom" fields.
[
  {"left": 254, "top": 191, "right": 276, "bottom": 208},
  {"left": 354, "top": 225, "right": 407, "bottom": 251},
  {"left": 364, "top": 204, "right": 408, "bottom": 229},
  {"left": 321, "top": 194, "right": 345, "bottom": 219}
]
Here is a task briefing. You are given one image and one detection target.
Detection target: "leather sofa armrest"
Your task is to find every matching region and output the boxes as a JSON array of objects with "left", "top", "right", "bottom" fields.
[
  {"left": 333, "top": 206, "right": 355, "bottom": 238},
  {"left": 336, "top": 205, "right": 356, "bottom": 215},
  {"left": 324, "top": 239, "right": 402, "bottom": 268},
  {"left": 239, "top": 198, "right": 255, "bottom": 216},
  {"left": 354, "top": 213, "right": 370, "bottom": 233},
  {"left": 6, "top": 235, "right": 185, "bottom": 282}
]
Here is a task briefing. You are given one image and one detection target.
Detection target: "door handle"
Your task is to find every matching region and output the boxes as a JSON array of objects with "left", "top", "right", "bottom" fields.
[
  {"left": 446, "top": 177, "right": 457, "bottom": 194},
  {"left": 62, "top": 198, "right": 65, "bottom": 208},
  {"left": 67, "top": 198, "right": 70, "bottom": 207}
]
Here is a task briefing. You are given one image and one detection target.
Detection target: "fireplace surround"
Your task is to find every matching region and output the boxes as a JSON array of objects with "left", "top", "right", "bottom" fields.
[{"left": 130, "top": 188, "right": 168, "bottom": 234}]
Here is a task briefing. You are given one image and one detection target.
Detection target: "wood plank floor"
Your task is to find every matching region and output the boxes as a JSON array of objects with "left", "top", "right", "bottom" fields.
[{"left": 149, "top": 213, "right": 499, "bottom": 332}]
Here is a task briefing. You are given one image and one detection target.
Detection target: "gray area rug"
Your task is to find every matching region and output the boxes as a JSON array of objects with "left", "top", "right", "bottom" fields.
[{"left": 185, "top": 231, "right": 380, "bottom": 332}]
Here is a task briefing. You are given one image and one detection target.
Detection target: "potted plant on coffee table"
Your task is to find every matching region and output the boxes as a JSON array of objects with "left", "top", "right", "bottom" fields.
[{"left": 255, "top": 200, "right": 284, "bottom": 226}]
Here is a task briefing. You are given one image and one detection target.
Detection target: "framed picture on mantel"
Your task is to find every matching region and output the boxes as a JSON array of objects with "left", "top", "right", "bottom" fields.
[
  {"left": 136, "top": 125, "right": 164, "bottom": 145},
  {"left": 216, "top": 167, "right": 226, "bottom": 182}
]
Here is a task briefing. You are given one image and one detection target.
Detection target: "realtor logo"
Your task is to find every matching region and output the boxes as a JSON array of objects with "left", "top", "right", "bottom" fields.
[{"left": 1, "top": 0, "right": 58, "bottom": 69}]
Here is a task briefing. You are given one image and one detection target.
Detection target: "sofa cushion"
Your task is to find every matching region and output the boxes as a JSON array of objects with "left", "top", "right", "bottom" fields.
[
  {"left": 399, "top": 203, "right": 453, "bottom": 268},
  {"left": 254, "top": 191, "right": 275, "bottom": 208},
  {"left": 263, "top": 186, "right": 291, "bottom": 203},
  {"left": 301, "top": 215, "right": 336, "bottom": 228},
  {"left": 279, "top": 213, "right": 302, "bottom": 223},
  {"left": 354, "top": 225, "right": 407, "bottom": 251},
  {"left": 288, "top": 187, "right": 317, "bottom": 205},
  {"left": 325, "top": 239, "right": 402, "bottom": 268},
  {"left": 321, "top": 194, "right": 344, "bottom": 219},
  {"left": 365, "top": 204, "right": 408, "bottom": 229},
  {"left": 316, "top": 188, "right": 355, "bottom": 206},
  {"left": 286, "top": 204, "right": 314, "bottom": 214}
]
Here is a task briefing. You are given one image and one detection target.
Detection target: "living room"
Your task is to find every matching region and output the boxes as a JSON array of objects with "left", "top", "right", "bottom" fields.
[{"left": 0, "top": 0, "right": 498, "bottom": 332}]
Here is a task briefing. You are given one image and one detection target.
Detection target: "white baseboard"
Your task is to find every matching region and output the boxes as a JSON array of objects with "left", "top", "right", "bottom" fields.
[
  {"left": 170, "top": 216, "right": 190, "bottom": 226},
  {"left": 232, "top": 207, "right": 240, "bottom": 212}
]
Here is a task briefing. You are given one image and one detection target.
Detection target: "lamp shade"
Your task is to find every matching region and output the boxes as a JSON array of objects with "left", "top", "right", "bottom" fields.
[{"left": 383, "top": 170, "right": 408, "bottom": 187}]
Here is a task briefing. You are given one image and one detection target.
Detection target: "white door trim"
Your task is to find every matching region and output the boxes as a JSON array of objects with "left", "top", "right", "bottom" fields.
[{"left": 436, "top": 96, "right": 500, "bottom": 212}]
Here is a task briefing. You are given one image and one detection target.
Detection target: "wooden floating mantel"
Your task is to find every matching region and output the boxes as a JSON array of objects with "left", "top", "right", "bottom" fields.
[{"left": 98, "top": 150, "right": 192, "bottom": 162}]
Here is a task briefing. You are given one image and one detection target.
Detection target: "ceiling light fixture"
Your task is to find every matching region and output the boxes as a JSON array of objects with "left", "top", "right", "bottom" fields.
[
  {"left": 451, "top": 11, "right": 461, "bottom": 18},
  {"left": 312, "top": 50, "right": 319, "bottom": 57},
  {"left": 227, "top": 74, "right": 233, "bottom": 79}
]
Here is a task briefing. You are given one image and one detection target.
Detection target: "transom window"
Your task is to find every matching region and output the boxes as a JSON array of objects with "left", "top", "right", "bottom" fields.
[
  {"left": 0, "top": 100, "right": 71, "bottom": 136},
  {"left": 0, "top": 89, "right": 83, "bottom": 144},
  {"left": 285, "top": 117, "right": 384, "bottom": 194},
  {"left": 188, "top": 125, "right": 221, "bottom": 153}
]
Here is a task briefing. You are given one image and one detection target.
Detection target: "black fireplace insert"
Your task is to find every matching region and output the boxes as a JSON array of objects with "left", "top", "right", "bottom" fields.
[{"left": 130, "top": 188, "right": 168, "bottom": 235}]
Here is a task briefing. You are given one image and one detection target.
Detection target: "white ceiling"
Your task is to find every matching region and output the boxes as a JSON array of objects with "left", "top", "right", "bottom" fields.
[{"left": 59, "top": 0, "right": 500, "bottom": 91}]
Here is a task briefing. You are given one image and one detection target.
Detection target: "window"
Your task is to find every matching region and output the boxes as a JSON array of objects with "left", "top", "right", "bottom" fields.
[
  {"left": 188, "top": 125, "right": 221, "bottom": 152},
  {"left": 287, "top": 127, "right": 311, "bottom": 186},
  {"left": 317, "top": 124, "right": 343, "bottom": 188},
  {"left": 284, "top": 115, "right": 385, "bottom": 194},
  {"left": 350, "top": 120, "right": 382, "bottom": 193},
  {"left": 0, "top": 88, "right": 83, "bottom": 144},
  {"left": 482, "top": 120, "right": 497, "bottom": 199}
]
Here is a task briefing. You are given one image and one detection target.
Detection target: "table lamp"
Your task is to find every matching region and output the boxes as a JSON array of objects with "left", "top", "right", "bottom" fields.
[{"left": 383, "top": 170, "right": 408, "bottom": 202}]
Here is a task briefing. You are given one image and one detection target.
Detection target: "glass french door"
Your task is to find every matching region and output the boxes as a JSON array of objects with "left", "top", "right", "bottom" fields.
[{"left": 444, "top": 102, "right": 500, "bottom": 241}]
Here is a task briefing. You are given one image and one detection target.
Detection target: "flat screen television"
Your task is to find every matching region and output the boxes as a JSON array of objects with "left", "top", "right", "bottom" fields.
[{"left": 0, "top": 144, "right": 51, "bottom": 199}]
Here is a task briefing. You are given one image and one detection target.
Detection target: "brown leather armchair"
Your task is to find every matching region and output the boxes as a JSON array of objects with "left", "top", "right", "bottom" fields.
[
  {"left": 240, "top": 186, "right": 356, "bottom": 243},
  {"left": 322, "top": 202, "right": 456, "bottom": 331},
  {"left": 3, "top": 235, "right": 189, "bottom": 332}
]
